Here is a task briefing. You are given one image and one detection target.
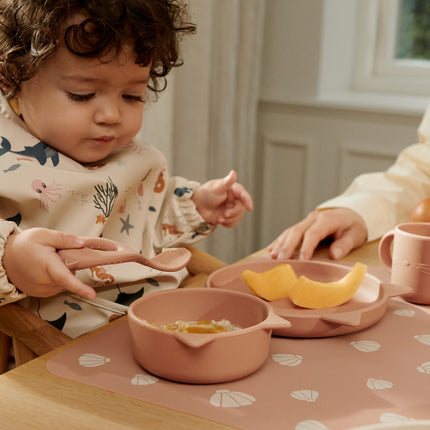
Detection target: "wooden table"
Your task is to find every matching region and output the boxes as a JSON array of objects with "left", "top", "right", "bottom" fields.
[{"left": 0, "top": 241, "right": 384, "bottom": 429}]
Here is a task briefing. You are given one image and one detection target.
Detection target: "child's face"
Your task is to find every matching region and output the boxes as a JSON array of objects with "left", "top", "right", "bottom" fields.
[{"left": 15, "top": 43, "right": 149, "bottom": 164}]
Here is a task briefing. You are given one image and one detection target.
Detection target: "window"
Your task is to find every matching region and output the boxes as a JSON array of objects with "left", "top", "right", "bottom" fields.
[
  {"left": 354, "top": 0, "right": 430, "bottom": 97},
  {"left": 396, "top": 0, "right": 430, "bottom": 60}
]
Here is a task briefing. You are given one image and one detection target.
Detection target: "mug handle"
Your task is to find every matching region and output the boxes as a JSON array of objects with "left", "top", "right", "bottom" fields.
[{"left": 378, "top": 230, "right": 395, "bottom": 270}]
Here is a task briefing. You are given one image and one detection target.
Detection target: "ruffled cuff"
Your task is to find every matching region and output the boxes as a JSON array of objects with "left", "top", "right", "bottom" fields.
[
  {"left": 0, "top": 221, "right": 27, "bottom": 305},
  {"left": 174, "top": 180, "right": 216, "bottom": 237}
]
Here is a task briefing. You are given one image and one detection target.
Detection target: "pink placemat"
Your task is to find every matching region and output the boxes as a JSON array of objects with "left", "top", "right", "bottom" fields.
[{"left": 46, "top": 281, "right": 430, "bottom": 430}]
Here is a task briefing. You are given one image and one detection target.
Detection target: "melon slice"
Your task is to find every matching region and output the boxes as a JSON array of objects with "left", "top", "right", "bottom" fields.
[
  {"left": 241, "top": 264, "right": 297, "bottom": 301},
  {"left": 289, "top": 262, "right": 367, "bottom": 309}
]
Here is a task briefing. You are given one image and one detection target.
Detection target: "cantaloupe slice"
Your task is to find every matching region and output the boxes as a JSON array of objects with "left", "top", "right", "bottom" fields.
[
  {"left": 241, "top": 264, "right": 297, "bottom": 301},
  {"left": 289, "top": 262, "right": 367, "bottom": 309}
]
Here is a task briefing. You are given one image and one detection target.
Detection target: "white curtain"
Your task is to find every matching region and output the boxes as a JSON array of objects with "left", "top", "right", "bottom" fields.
[{"left": 140, "top": 0, "right": 266, "bottom": 263}]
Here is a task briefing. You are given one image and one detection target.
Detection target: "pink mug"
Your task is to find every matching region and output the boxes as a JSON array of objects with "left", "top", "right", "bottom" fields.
[{"left": 379, "top": 222, "right": 430, "bottom": 305}]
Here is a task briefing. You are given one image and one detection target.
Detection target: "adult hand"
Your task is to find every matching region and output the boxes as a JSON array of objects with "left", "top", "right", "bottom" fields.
[
  {"left": 268, "top": 207, "right": 367, "bottom": 260},
  {"left": 3, "top": 227, "right": 96, "bottom": 299}
]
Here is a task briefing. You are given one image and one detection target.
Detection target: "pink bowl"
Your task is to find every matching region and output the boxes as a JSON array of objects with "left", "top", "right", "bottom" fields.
[{"left": 128, "top": 287, "right": 291, "bottom": 384}]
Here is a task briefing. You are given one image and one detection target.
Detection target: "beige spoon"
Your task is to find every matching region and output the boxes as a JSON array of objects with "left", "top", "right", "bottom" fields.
[{"left": 58, "top": 237, "right": 191, "bottom": 272}]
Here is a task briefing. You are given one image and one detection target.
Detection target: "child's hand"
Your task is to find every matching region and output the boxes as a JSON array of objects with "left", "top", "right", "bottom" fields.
[
  {"left": 268, "top": 208, "right": 367, "bottom": 260},
  {"left": 192, "top": 170, "right": 253, "bottom": 227},
  {"left": 3, "top": 228, "right": 96, "bottom": 299}
]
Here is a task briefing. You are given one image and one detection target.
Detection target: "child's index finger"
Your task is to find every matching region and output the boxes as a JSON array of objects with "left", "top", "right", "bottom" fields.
[
  {"left": 232, "top": 185, "right": 253, "bottom": 211},
  {"left": 222, "top": 170, "right": 237, "bottom": 188},
  {"left": 243, "top": 192, "right": 254, "bottom": 211}
]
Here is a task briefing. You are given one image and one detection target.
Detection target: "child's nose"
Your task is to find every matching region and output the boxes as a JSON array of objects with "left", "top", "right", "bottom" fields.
[{"left": 94, "top": 100, "right": 121, "bottom": 125}]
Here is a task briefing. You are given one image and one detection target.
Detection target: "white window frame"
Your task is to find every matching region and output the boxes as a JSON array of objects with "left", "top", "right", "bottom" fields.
[{"left": 353, "top": 0, "right": 430, "bottom": 97}]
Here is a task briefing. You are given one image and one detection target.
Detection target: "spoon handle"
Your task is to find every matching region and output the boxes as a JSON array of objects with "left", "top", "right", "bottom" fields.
[
  {"left": 58, "top": 247, "right": 141, "bottom": 271},
  {"left": 58, "top": 239, "right": 191, "bottom": 272}
]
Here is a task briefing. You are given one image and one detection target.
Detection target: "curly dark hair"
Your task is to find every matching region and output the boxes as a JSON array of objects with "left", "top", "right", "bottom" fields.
[{"left": 0, "top": 0, "right": 196, "bottom": 98}]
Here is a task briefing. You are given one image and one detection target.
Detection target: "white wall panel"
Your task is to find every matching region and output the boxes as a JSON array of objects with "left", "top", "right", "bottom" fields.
[
  {"left": 337, "top": 141, "right": 402, "bottom": 193},
  {"left": 259, "top": 134, "right": 317, "bottom": 246}
]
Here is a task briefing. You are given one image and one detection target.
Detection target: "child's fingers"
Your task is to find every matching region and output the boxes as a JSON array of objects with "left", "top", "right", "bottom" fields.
[
  {"left": 41, "top": 229, "right": 85, "bottom": 250},
  {"left": 218, "top": 201, "right": 247, "bottom": 227},
  {"left": 242, "top": 191, "right": 253, "bottom": 211},
  {"left": 219, "top": 215, "right": 242, "bottom": 228},
  {"left": 222, "top": 170, "right": 237, "bottom": 188},
  {"left": 230, "top": 183, "right": 253, "bottom": 211},
  {"left": 225, "top": 189, "right": 236, "bottom": 210},
  {"left": 46, "top": 252, "right": 97, "bottom": 299},
  {"left": 223, "top": 200, "right": 243, "bottom": 218},
  {"left": 57, "top": 269, "right": 97, "bottom": 299},
  {"left": 213, "top": 170, "right": 237, "bottom": 195},
  {"left": 64, "top": 280, "right": 97, "bottom": 300},
  {"left": 219, "top": 171, "right": 253, "bottom": 210}
]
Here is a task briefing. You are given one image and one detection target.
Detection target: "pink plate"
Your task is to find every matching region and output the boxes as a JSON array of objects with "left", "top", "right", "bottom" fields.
[{"left": 206, "top": 259, "right": 412, "bottom": 338}]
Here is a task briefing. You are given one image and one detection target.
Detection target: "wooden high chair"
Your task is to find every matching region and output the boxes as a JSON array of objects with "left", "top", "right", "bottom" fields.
[{"left": 0, "top": 245, "right": 226, "bottom": 373}]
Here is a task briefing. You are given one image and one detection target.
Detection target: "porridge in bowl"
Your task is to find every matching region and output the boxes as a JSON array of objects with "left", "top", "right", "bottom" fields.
[{"left": 155, "top": 319, "right": 241, "bottom": 333}]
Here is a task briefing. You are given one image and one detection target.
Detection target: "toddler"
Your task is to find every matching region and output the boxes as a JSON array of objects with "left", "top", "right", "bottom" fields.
[{"left": 0, "top": 0, "right": 253, "bottom": 337}]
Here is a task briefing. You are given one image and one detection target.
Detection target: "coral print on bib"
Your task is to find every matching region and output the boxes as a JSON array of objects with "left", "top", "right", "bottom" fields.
[{"left": 93, "top": 177, "right": 118, "bottom": 225}]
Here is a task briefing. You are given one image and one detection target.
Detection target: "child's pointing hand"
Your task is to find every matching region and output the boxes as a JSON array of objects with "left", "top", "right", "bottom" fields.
[{"left": 192, "top": 170, "right": 253, "bottom": 228}]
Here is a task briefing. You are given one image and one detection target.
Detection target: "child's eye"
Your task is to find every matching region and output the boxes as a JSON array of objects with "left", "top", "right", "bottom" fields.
[
  {"left": 66, "top": 92, "right": 94, "bottom": 102},
  {"left": 123, "top": 94, "right": 145, "bottom": 103}
]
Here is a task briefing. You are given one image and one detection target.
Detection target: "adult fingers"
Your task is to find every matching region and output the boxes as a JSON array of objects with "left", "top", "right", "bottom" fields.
[
  {"left": 269, "top": 212, "right": 320, "bottom": 259},
  {"left": 270, "top": 208, "right": 367, "bottom": 261},
  {"left": 328, "top": 235, "right": 355, "bottom": 260},
  {"left": 269, "top": 227, "right": 306, "bottom": 259},
  {"left": 268, "top": 229, "right": 297, "bottom": 259},
  {"left": 329, "top": 225, "right": 367, "bottom": 260},
  {"left": 301, "top": 210, "right": 367, "bottom": 260},
  {"left": 298, "top": 215, "right": 348, "bottom": 260}
]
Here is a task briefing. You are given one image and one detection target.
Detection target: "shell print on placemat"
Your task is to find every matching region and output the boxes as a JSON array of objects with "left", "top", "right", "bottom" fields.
[
  {"left": 366, "top": 378, "right": 394, "bottom": 390},
  {"left": 380, "top": 412, "right": 415, "bottom": 423},
  {"left": 131, "top": 374, "right": 159, "bottom": 386},
  {"left": 78, "top": 353, "right": 111, "bottom": 368},
  {"left": 393, "top": 309, "right": 415, "bottom": 318},
  {"left": 417, "top": 361, "right": 430, "bottom": 374},
  {"left": 290, "top": 390, "right": 319, "bottom": 402},
  {"left": 414, "top": 334, "right": 430, "bottom": 346},
  {"left": 295, "top": 419, "right": 328, "bottom": 430},
  {"left": 209, "top": 390, "right": 256, "bottom": 408},
  {"left": 350, "top": 340, "right": 381, "bottom": 352},
  {"left": 272, "top": 353, "right": 303, "bottom": 366}
]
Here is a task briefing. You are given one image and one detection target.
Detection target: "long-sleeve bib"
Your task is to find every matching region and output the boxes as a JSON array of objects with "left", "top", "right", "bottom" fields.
[{"left": 0, "top": 96, "right": 213, "bottom": 338}]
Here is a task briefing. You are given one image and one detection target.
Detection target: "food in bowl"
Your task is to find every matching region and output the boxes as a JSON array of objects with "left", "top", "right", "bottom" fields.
[
  {"left": 241, "top": 262, "right": 367, "bottom": 309},
  {"left": 154, "top": 319, "right": 241, "bottom": 333}
]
